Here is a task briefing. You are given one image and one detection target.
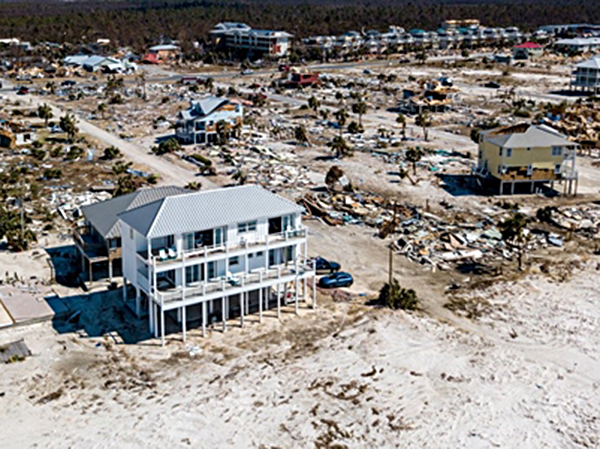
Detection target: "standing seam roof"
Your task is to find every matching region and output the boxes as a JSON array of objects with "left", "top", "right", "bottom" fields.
[{"left": 118, "top": 185, "right": 304, "bottom": 238}]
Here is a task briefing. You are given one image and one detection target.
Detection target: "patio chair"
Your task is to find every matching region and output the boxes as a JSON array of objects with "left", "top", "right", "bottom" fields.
[
  {"left": 168, "top": 247, "right": 177, "bottom": 259},
  {"left": 158, "top": 249, "right": 168, "bottom": 261},
  {"left": 226, "top": 270, "right": 241, "bottom": 287}
]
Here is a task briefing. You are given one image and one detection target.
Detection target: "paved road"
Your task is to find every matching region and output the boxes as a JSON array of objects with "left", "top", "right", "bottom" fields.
[{"left": 1, "top": 79, "right": 214, "bottom": 188}]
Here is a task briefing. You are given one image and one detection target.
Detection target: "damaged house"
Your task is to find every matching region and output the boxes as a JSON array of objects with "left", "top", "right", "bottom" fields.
[
  {"left": 176, "top": 96, "right": 243, "bottom": 145},
  {"left": 473, "top": 124, "right": 579, "bottom": 195}
]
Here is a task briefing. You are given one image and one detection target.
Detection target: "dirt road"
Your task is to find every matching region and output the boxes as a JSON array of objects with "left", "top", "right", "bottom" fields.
[{"left": 2, "top": 80, "right": 217, "bottom": 189}]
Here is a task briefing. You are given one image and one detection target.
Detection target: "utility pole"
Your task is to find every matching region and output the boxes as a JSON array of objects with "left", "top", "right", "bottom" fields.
[{"left": 388, "top": 202, "right": 397, "bottom": 286}]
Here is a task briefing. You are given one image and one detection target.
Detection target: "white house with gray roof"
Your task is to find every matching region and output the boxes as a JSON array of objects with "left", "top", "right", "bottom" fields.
[
  {"left": 176, "top": 96, "right": 243, "bottom": 145},
  {"left": 570, "top": 56, "right": 600, "bottom": 94},
  {"left": 209, "top": 22, "right": 293, "bottom": 58},
  {"left": 118, "top": 185, "right": 316, "bottom": 345}
]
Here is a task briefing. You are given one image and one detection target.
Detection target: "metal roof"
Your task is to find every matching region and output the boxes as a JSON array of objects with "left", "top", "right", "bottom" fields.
[
  {"left": 483, "top": 124, "right": 574, "bottom": 148},
  {"left": 81, "top": 186, "right": 187, "bottom": 239},
  {"left": 118, "top": 185, "right": 304, "bottom": 238},
  {"left": 576, "top": 56, "right": 600, "bottom": 69}
]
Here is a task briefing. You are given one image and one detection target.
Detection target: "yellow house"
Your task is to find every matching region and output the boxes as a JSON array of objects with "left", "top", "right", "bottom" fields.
[{"left": 473, "top": 124, "right": 578, "bottom": 195}]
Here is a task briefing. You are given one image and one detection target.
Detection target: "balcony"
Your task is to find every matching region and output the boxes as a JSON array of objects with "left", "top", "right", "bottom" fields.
[
  {"left": 73, "top": 226, "right": 121, "bottom": 261},
  {"left": 153, "top": 260, "right": 316, "bottom": 309},
  {"left": 137, "top": 227, "right": 308, "bottom": 266}
]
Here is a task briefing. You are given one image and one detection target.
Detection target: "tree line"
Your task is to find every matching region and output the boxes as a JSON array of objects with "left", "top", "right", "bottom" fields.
[{"left": 0, "top": 1, "right": 599, "bottom": 50}]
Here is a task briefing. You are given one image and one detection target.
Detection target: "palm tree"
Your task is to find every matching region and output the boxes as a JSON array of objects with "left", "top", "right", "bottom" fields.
[
  {"left": 334, "top": 108, "right": 348, "bottom": 138},
  {"left": 232, "top": 168, "right": 247, "bottom": 185},
  {"left": 415, "top": 111, "right": 431, "bottom": 141},
  {"left": 352, "top": 100, "right": 367, "bottom": 128},
  {"left": 405, "top": 147, "right": 424, "bottom": 175},
  {"left": 37, "top": 103, "right": 53, "bottom": 127},
  {"left": 137, "top": 70, "right": 147, "bottom": 100},
  {"left": 499, "top": 212, "right": 529, "bottom": 271},
  {"left": 45, "top": 81, "right": 56, "bottom": 95},
  {"left": 329, "top": 136, "right": 350, "bottom": 158},
  {"left": 97, "top": 102, "right": 107, "bottom": 119},
  {"left": 396, "top": 113, "right": 406, "bottom": 137},
  {"left": 308, "top": 95, "right": 320, "bottom": 112},
  {"left": 294, "top": 125, "right": 310, "bottom": 146},
  {"left": 205, "top": 77, "right": 215, "bottom": 93},
  {"left": 59, "top": 114, "right": 78, "bottom": 141}
]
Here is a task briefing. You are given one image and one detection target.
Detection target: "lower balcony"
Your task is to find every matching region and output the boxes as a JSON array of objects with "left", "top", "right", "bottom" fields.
[{"left": 152, "top": 260, "right": 316, "bottom": 310}]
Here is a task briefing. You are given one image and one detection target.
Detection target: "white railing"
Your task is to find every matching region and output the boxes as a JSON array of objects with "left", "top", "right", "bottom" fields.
[
  {"left": 154, "top": 258, "right": 316, "bottom": 305},
  {"left": 147, "top": 226, "right": 308, "bottom": 264}
]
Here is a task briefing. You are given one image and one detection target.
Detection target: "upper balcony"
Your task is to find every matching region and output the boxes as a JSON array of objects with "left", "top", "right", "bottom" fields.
[{"left": 137, "top": 226, "right": 308, "bottom": 266}]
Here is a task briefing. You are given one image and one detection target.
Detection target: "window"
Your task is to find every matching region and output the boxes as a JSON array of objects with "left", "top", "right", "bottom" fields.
[
  {"left": 527, "top": 165, "right": 533, "bottom": 176},
  {"left": 499, "top": 147, "right": 503, "bottom": 156},
  {"left": 554, "top": 164, "right": 561, "bottom": 174},
  {"left": 527, "top": 147, "right": 531, "bottom": 151},
  {"left": 256, "top": 251, "right": 264, "bottom": 257},
  {"left": 248, "top": 253, "right": 254, "bottom": 259},
  {"left": 230, "top": 256, "right": 240, "bottom": 266},
  {"left": 552, "top": 146, "right": 562, "bottom": 156},
  {"left": 238, "top": 221, "right": 257, "bottom": 233},
  {"left": 478, "top": 150, "right": 482, "bottom": 159},
  {"left": 506, "top": 148, "right": 512, "bottom": 158},
  {"left": 186, "top": 265, "right": 201, "bottom": 284},
  {"left": 497, "top": 165, "right": 503, "bottom": 174}
]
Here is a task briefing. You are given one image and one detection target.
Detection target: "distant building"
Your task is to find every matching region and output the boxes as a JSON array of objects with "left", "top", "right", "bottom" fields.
[
  {"left": 143, "top": 44, "right": 181, "bottom": 64},
  {"left": 513, "top": 42, "right": 543, "bottom": 60},
  {"left": 570, "top": 56, "right": 600, "bottom": 94},
  {"left": 555, "top": 37, "right": 600, "bottom": 53},
  {"left": 74, "top": 186, "right": 187, "bottom": 282},
  {"left": 209, "top": 22, "right": 292, "bottom": 58},
  {"left": 441, "top": 19, "right": 480, "bottom": 31},
  {"left": 176, "top": 96, "right": 243, "bottom": 145},
  {"left": 63, "top": 55, "right": 136, "bottom": 73},
  {"left": 473, "top": 124, "right": 578, "bottom": 195}
]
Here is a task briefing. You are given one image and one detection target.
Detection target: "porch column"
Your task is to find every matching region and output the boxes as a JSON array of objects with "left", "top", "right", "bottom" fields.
[
  {"left": 222, "top": 296, "right": 227, "bottom": 332},
  {"left": 148, "top": 298, "right": 154, "bottom": 333},
  {"left": 283, "top": 283, "right": 288, "bottom": 306},
  {"left": 499, "top": 180, "right": 503, "bottom": 195},
  {"left": 294, "top": 278, "right": 299, "bottom": 315},
  {"left": 135, "top": 286, "right": 140, "bottom": 318},
  {"left": 510, "top": 182, "right": 515, "bottom": 195},
  {"left": 88, "top": 259, "right": 92, "bottom": 282},
  {"left": 303, "top": 277, "right": 308, "bottom": 303},
  {"left": 264, "top": 287, "right": 269, "bottom": 311},
  {"left": 182, "top": 305, "right": 187, "bottom": 342},
  {"left": 122, "top": 277, "right": 127, "bottom": 302},
  {"left": 259, "top": 286, "right": 263, "bottom": 323},
  {"left": 160, "top": 305, "right": 165, "bottom": 347},
  {"left": 312, "top": 275, "right": 317, "bottom": 309},
  {"left": 108, "top": 254, "right": 113, "bottom": 281},
  {"left": 202, "top": 300, "right": 207, "bottom": 337},
  {"left": 153, "top": 303, "right": 159, "bottom": 338},
  {"left": 240, "top": 292, "right": 245, "bottom": 328},
  {"left": 277, "top": 282, "right": 281, "bottom": 319}
]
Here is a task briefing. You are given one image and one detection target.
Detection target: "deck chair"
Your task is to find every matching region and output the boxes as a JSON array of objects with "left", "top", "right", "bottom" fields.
[
  {"left": 226, "top": 270, "right": 241, "bottom": 286},
  {"left": 158, "top": 249, "right": 168, "bottom": 261},
  {"left": 168, "top": 247, "right": 177, "bottom": 259}
]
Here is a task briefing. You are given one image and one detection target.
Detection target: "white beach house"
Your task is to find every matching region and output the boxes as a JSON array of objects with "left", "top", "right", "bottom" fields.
[{"left": 118, "top": 185, "right": 316, "bottom": 345}]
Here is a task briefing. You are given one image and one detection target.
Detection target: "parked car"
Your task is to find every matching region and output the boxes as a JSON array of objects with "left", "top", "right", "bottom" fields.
[
  {"left": 241, "top": 68, "right": 254, "bottom": 76},
  {"left": 61, "top": 80, "right": 77, "bottom": 87},
  {"left": 363, "top": 68, "right": 372, "bottom": 75},
  {"left": 484, "top": 81, "right": 501, "bottom": 89},
  {"left": 314, "top": 256, "right": 341, "bottom": 274},
  {"left": 16, "top": 86, "right": 29, "bottom": 95},
  {"left": 318, "top": 272, "right": 353, "bottom": 289}
]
